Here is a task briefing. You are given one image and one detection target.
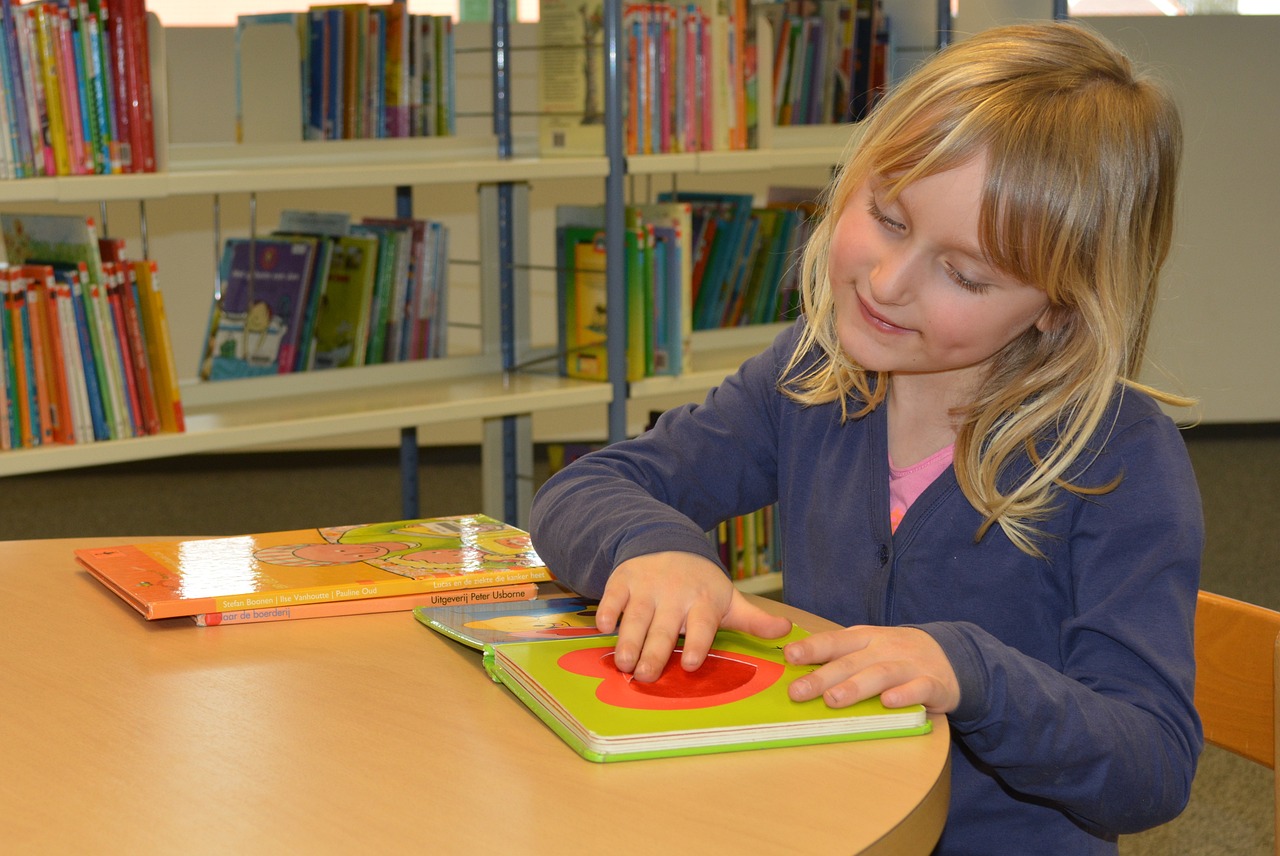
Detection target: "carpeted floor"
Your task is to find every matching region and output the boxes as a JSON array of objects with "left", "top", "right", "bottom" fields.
[{"left": 3, "top": 424, "right": 1277, "bottom": 852}]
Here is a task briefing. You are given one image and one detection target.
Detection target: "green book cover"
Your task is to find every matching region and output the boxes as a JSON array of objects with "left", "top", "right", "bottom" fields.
[
  {"left": 482, "top": 625, "right": 931, "bottom": 763},
  {"left": 309, "top": 233, "right": 379, "bottom": 369}
]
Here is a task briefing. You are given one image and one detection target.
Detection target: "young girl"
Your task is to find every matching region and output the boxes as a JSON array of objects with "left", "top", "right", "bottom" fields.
[{"left": 530, "top": 21, "right": 1202, "bottom": 854}]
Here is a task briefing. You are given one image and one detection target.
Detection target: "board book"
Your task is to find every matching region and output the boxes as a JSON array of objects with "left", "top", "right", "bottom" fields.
[
  {"left": 481, "top": 625, "right": 930, "bottom": 763},
  {"left": 76, "top": 514, "right": 552, "bottom": 620},
  {"left": 413, "top": 594, "right": 605, "bottom": 650}
]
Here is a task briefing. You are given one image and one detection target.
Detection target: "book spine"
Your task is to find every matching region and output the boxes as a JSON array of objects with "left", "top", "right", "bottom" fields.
[
  {"left": 53, "top": 4, "right": 91, "bottom": 174},
  {"left": 65, "top": 273, "right": 110, "bottom": 441},
  {"left": 129, "top": 259, "right": 182, "bottom": 432},
  {"left": 21, "top": 272, "right": 56, "bottom": 445},
  {"left": 79, "top": 546, "right": 553, "bottom": 619},
  {"left": 192, "top": 583, "right": 539, "bottom": 626},
  {"left": 30, "top": 4, "right": 70, "bottom": 175},
  {"left": 104, "top": 0, "right": 132, "bottom": 171},
  {"left": 0, "top": 1, "right": 32, "bottom": 177},
  {"left": 12, "top": 5, "right": 49, "bottom": 175},
  {"left": 126, "top": 0, "right": 154, "bottom": 170},
  {"left": 117, "top": 262, "right": 160, "bottom": 434},
  {"left": 102, "top": 262, "right": 143, "bottom": 434},
  {"left": 0, "top": 274, "right": 11, "bottom": 450}
]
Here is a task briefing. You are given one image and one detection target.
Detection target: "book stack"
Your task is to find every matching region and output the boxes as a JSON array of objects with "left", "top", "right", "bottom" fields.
[
  {"left": 199, "top": 209, "right": 448, "bottom": 381},
  {"left": 0, "top": 0, "right": 158, "bottom": 180},
  {"left": 76, "top": 514, "right": 552, "bottom": 626},
  {"left": 235, "top": 3, "right": 456, "bottom": 144},
  {"left": 0, "top": 212, "right": 183, "bottom": 450}
]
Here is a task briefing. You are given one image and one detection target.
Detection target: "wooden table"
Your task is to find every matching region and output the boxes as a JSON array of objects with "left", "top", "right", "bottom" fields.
[{"left": 1, "top": 536, "right": 950, "bottom": 854}]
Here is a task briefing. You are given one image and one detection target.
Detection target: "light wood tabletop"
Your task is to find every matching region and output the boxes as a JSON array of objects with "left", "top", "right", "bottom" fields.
[{"left": 1, "top": 536, "right": 950, "bottom": 855}]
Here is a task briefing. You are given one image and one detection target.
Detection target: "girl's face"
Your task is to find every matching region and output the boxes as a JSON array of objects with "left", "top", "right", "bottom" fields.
[{"left": 828, "top": 155, "right": 1051, "bottom": 400}]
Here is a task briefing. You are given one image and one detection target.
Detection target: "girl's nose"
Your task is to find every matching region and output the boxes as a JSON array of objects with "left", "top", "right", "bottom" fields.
[{"left": 869, "top": 248, "right": 912, "bottom": 305}]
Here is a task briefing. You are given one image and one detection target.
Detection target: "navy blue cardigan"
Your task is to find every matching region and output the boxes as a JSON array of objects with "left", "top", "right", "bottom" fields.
[{"left": 531, "top": 322, "right": 1203, "bottom": 854}]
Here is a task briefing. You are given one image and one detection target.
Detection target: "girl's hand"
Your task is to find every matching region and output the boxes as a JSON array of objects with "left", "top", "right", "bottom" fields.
[
  {"left": 784, "top": 625, "right": 961, "bottom": 714},
  {"left": 597, "top": 551, "right": 793, "bottom": 683}
]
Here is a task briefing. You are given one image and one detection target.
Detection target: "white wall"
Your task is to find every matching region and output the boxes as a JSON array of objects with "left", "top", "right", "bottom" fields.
[{"left": 1090, "top": 16, "right": 1280, "bottom": 423}]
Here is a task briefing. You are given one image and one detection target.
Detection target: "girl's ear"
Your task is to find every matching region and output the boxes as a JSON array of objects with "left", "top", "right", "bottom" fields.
[{"left": 1034, "top": 305, "right": 1068, "bottom": 334}]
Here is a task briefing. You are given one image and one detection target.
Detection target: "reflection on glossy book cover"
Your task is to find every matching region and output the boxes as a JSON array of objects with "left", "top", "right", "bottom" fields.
[
  {"left": 76, "top": 514, "right": 552, "bottom": 620},
  {"left": 414, "top": 594, "right": 604, "bottom": 650},
  {"left": 484, "top": 625, "right": 931, "bottom": 763}
]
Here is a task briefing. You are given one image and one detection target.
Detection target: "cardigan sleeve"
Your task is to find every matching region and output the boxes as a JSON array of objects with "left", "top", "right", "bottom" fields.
[{"left": 529, "top": 325, "right": 800, "bottom": 597}]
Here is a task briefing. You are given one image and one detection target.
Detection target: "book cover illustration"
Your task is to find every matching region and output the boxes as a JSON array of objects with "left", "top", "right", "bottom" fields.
[
  {"left": 76, "top": 514, "right": 552, "bottom": 620},
  {"left": 414, "top": 594, "right": 604, "bottom": 650},
  {"left": 483, "top": 625, "right": 931, "bottom": 763},
  {"left": 200, "top": 237, "right": 316, "bottom": 380}
]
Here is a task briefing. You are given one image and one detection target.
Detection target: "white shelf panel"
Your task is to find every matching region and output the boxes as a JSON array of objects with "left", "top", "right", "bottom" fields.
[
  {"left": 0, "top": 371, "right": 610, "bottom": 477},
  {"left": 0, "top": 155, "right": 610, "bottom": 205}
]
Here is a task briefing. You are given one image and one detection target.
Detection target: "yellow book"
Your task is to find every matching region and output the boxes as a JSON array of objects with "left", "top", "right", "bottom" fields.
[
  {"left": 76, "top": 514, "right": 553, "bottom": 620},
  {"left": 29, "top": 4, "right": 70, "bottom": 176},
  {"left": 131, "top": 260, "right": 185, "bottom": 433}
]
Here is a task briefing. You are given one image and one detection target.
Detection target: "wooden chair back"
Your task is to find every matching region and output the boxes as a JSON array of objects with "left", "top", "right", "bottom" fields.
[{"left": 1193, "top": 590, "right": 1280, "bottom": 847}]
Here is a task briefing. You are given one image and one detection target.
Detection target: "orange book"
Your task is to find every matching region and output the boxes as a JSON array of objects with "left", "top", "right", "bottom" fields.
[
  {"left": 192, "top": 582, "right": 539, "bottom": 626},
  {"left": 22, "top": 267, "right": 66, "bottom": 445},
  {"left": 76, "top": 515, "right": 554, "bottom": 620}
]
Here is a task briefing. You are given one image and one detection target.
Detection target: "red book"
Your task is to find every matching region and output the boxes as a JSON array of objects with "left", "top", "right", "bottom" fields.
[
  {"left": 125, "top": 0, "right": 154, "bottom": 171},
  {"left": 101, "top": 261, "right": 143, "bottom": 435},
  {"left": 25, "top": 266, "right": 74, "bottom": 444},
  {"left": 104, "top": 0, "right": 133, "bottom": 172},
  {"left": 115, "top": 260, "right": 161, "bottom": 435}
]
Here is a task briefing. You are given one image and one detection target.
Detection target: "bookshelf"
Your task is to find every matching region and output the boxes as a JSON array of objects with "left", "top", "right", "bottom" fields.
[
  {"left": 0, "top": 2, "right": 955, "bottom": 531},
  {"left": 0, "top": 10, "right": 613, "bottom": 528}
]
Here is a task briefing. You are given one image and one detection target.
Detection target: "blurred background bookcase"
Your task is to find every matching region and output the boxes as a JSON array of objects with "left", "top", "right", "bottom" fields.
[{"left": 2, "top": 1, "right": 1275, "bottom": 532}]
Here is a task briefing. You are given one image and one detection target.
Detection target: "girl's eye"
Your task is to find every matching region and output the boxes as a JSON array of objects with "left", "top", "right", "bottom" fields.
[
  {"left": 867, "top": 200, "right": 905, "bottom": 233},
  {"left": 945, "top": 263, "right": 988, "bottom": 294}
]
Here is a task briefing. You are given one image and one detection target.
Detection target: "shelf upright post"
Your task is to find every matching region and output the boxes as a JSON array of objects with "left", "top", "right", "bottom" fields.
[
  {"left": 1052, "top": 0, "right": 1068, "bottom": 19},
  {"left": 480, "top": 0, "right": 533, "bottom": 526},
  {"left": 937, "top": 0, "right": 953, "bottom": 49},
  {"left": 603, "top": 0, "right": 627, "bottom": 445},
  {"left": 395, "top": 184, "right": 420, "bottom": 519}
]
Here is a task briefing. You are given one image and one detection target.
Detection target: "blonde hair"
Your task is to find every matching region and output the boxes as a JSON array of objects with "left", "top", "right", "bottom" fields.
[{"left": 784, "top": 22, "right": 1188, "bottom": 556}]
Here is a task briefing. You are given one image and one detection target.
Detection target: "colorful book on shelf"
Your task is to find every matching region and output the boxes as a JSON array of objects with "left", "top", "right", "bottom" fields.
[
  {"left": 194, "top": 581, "right": 539, "bottom": 627},
  {"left": 129, "top": 259, "right": 184, "bottom": 432},
  {"left": 415, "top": 594, "right": 605, "bottom": 650},
  {"left": 482, "top": 624, "right": 931, "bottom": 763},
  {"left": 308, "top": 232, "right": 379, "bottom": 369},
  {"left": 200, "top": 237, "right": 317, "bottom": 380},
  {"left": 76, "top": 514, "right": 554, "bottom": 621}
]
